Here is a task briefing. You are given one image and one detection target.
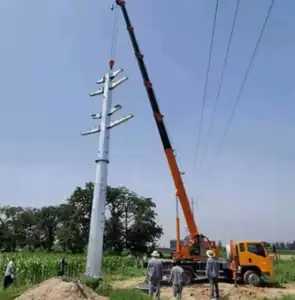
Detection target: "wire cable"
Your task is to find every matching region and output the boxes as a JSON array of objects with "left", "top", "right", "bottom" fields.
[
  {"left": 214, "top": 0, "right": 275, "bottom": 160},
  {"left": 192, "top": 0, "right": 219, "bottom": 173},
  {"left": 199, "top": 0, "right": 241, "bottom": 169},
  {"left": 110, "top": 4, "right": 120, "bottom": 63}
]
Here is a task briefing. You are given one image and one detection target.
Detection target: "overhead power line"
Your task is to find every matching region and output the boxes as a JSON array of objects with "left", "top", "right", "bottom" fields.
[
  {"left": 214, "top": 0, "right": 275, "bottom": 160},
  {"left": 199, "top": 0, "right": 241, "bottom": 169},
  {"left": 192, "top": 0, "right": 219, "bottom": 173}
]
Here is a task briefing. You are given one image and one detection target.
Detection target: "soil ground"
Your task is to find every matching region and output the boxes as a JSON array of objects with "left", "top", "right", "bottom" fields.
[
  {"left": 14, "top": 278, "right": 107, "bottom": 300},
  {"left": 112, "top": 277, "right": 295, "bottom": 299}
]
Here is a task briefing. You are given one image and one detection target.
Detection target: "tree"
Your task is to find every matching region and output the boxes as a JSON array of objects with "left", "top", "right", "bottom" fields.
[
  {"left": 104, "top": 187, "right": 163, "bottom": 253},
  {"left": 0, "top": 206, "right": 26, "bottom": 251},
  {"left": 56, "top": 182, "right": 94, "bottom": 254},
  {"left": 37, "top": 206, "right": 59, "bottom": 252},
  {"left": 0, "top": 182, "right": 163, "bottom": 254}
]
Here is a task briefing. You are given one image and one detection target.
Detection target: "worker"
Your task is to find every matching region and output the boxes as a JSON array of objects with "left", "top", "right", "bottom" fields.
[
  {"left": 58, "top": 257, "right": 67, "bottom": 276},
  {"left": 206, "top": 249, "right": 220, "bottom": 300},
  {"left": 146, "top": 250, "right": 163, "bottom": 300},
  {"left": 142, "top": 254, "right": 148, "bottom": 268},
  {"left": 169, "top": 260, "right": 184, "bottom": 299},
  {"left": 3, "top": 257, "right": 15, "bottom": 289}
]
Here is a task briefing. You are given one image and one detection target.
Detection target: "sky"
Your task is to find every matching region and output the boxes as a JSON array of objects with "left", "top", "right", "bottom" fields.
[{"left": 0, "top": 0, "right": 294, "bottom": 247}]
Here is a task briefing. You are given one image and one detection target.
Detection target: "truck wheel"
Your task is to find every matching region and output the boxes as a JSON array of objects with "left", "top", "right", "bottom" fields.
[
  {"left": 243, "top": 270, "right": 261, "bottom": 286},
  {"left": 183, "top": 271, "right": 193, "bottom": 285}
]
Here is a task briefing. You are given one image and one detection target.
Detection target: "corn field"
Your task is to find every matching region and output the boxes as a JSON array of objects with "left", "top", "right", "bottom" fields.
[
  {"left": 0, "top": 252, "right": 294, "bottom": 287},
  {"left": 0, "top": 253, "right": 141, "bottom": 286}
]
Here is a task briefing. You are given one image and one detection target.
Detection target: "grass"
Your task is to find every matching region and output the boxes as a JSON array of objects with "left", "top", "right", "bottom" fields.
[
  {"left": 0, "top": 285, "right": 31, "bottom": 300},
  {"left": 273, "top": 258, "right": 295, "bottom": 284},
  {"left": 0, "top": 252, "right": 145, "bottom": 299},
  {"left": 109, "top": 289, "right": 151, "bottom": 300},
  {"left": 277, "top": 250, "right": 295, "bottom": 256},
  {"left": 1, "top": 252, "right": 295, "bottom": 299},
  {"left": 0, "top": 252, "right": 143, "bottom": 287}
]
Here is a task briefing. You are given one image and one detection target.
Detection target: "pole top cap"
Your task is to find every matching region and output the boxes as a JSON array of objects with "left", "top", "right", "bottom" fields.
[{"left": 109, "top": 60, "right": 115, "bottom": 69}]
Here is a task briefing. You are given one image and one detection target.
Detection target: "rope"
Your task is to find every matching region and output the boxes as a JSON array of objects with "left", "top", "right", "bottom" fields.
[{"left": 110, "top": 3, "right": 120, "bottom": 68}]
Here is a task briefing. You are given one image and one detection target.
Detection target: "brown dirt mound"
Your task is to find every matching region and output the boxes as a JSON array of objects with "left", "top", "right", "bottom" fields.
[{"left": 15, "top": 277, "right": 107, "bottom": 300}]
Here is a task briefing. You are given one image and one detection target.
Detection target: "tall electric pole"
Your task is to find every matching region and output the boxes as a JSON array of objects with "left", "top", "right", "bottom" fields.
[{"left": 82, "top": 62, "right": 133, "bottom": 278}]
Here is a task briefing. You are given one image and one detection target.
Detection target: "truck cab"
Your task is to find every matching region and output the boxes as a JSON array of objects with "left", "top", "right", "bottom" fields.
[{"left": 228, "top": 240, "right": 274, "bottom": 286}]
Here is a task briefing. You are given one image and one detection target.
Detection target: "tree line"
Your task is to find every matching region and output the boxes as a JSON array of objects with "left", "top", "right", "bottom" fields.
[
  {"left": 263, "top": 241, "right": 295, "bottom": 251},
  {"left": 0, "top": 182, "right": 163, "bottom": 254}
]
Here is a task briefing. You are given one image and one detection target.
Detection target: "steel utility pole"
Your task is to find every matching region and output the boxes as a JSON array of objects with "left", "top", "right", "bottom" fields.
[{"left": 82, "top": 63, "right": 133, "bottom": 278}]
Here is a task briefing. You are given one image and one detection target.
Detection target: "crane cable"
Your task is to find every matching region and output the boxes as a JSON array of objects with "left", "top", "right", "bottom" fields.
[
  {"left": 199, "top": 0, "right": 241, "bottom": 169},
  {"left": 214, "top": 0, "right": 275, "bottom": 161},
  {"left": 192, "top": 0, "right": 219, "bottom": 173},
  {"left": 109, "top": 3, "right": 120, "bottom": 69}
]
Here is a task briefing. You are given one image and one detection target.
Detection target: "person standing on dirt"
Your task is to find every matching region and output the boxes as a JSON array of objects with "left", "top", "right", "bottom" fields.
[
  {"left": 3, "top": 257, "right": 15, "bottom": 289},
  {"left": 147, "top": 250, "right": 163, "bottom": 300},
  {"left": 206, "top": 249, "right": 220, "bottom": 299},
  {"left": 169, "top": 260, "right": 185, "bottom": 299}
]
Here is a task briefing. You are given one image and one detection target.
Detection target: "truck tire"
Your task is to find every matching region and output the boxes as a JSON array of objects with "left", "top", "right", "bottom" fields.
[
  {"left": 243, "top": 270, "right": 261, "bottom": 287},
  {"left": 183, "top": 270, "right": 193, "bottom": 285}
]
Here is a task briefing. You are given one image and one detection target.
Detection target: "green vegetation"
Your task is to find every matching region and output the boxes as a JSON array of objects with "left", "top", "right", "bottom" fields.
[
  {"left": 0, "top": 182, "right": 160, "bottom": 299},
  {"left": 278, "top": 250, "right": 295, "bottom": 255},
  {"left": 109, "top": 289, "right": 150, "bottom": 300},
  {"left": 0, "top": 182, "right": 294, "bottom": 300},
  {"left": 0, "top": 254, "right": 294, "bottom": 299},
  {"left": 274, "top": 258, "right": 295, "bottom": 284},
  {"left": 0, "top": 183, "right": 162, "bottom": 255},
  {"left": 0, "top": 285, "right": 30, "bottom": 300},
  {"left": 0, "top": 253, "right": 143, "bottom": 286}
]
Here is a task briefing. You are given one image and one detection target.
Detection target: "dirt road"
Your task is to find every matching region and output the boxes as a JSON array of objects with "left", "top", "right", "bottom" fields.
[{"left": 112, "top": 277, "right": 295, "bottom": 299}]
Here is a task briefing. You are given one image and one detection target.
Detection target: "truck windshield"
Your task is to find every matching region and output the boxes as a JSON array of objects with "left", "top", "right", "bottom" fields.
[{"left": 247, "top": 243, "right": 266, "bottom": 257}]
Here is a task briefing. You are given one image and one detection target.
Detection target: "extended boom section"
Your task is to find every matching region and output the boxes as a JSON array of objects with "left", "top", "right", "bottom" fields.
[
  {"left": 115, "top": 0, "right": 275, "bottom": 287},
  {"left": 116, "top": 0, "right": 198, "bottom": 245}
]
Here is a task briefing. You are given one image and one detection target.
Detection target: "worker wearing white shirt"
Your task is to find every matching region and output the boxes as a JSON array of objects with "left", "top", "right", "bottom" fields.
[{"left": 3, "top": 258, "right": 15, "bottom": 289}]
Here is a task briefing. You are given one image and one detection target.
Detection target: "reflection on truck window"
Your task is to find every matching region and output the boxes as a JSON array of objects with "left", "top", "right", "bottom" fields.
[{"left": 247, "top": 243, "right": 266, "bottom": 257}]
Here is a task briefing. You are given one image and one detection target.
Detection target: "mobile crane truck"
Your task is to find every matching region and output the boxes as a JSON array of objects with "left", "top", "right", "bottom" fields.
[{"left": 115, "top": 0, "right": 274, "bottom": 287}]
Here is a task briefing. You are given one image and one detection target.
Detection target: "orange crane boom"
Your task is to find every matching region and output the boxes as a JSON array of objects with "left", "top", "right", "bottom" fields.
[
  {"left": 115, "top": 3, "right": 275, "bottom": 288},
  {"left": 115, "top": 0, "right": 199, "bottom": 246}
]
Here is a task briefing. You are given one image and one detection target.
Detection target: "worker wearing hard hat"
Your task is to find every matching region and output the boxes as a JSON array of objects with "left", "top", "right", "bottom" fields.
[
  {"left": 206, "top": 249, "right": 220, "bottom": 300},
  {"left": 146, "top": 250, "right": 163, "bottom": 300}
]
